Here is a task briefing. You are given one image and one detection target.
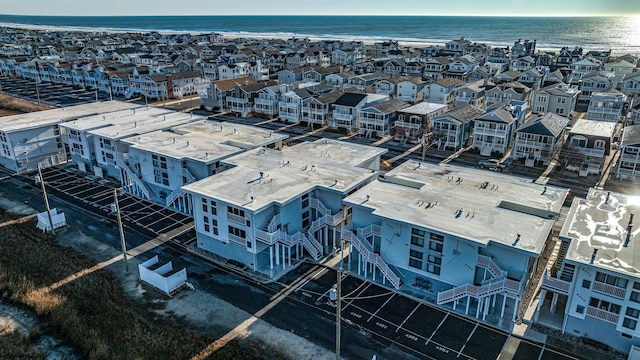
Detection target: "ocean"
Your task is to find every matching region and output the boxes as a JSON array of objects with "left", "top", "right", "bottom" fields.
[{"left": 1, "top": 14, "right": 639, "bottom": 53}]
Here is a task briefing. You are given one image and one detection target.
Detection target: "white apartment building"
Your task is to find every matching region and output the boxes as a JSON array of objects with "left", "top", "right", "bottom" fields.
[
  {"left": 0, "top": 101, "right": 138, "bottom": 173},
  {"left": 85, "top": 111, "right": 202, "bottom": 180},
  {"left": 342, "top": 161, "right": 568, "bottom": 328},
  {"left": 60, "top": 106, "right": 173, "bottom": 175},
  {"left": 119, "top": 121, "right": 289, "bottom": 213},
  {"left": 182, "top": 139, "right": 387, "bottom": 279},
  {"left": 537, "top": 189, "right": 640, "bottom": 353},
  {"left": 616, "top": 125, "right": 640, "bottom": 181},
  {"left": 586, "top": 91, "right": 627, "bottom": 123}
]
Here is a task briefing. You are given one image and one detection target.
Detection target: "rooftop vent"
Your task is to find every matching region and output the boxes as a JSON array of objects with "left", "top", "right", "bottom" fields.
[
  {"left": 590, "top": 248, "right": 599, "bottom": 264},
  {"left": 512, "top": 233, "right": 521, "bottom": 246},
  {"left": 606, "top": 191, "right": 611, "bottom": 204},
  {"left": 625, "top": 212, "right": 635, "bottom": 247}
]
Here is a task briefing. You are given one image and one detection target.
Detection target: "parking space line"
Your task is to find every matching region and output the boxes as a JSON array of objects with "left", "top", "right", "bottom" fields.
[
  {"left": 341, "top": 282, "right": 370, "bottom": 312},
  {"left": 426, "top": 312, "right": 448, "bottom": 345},
  {"left": 367, "top": 293, "right": 395, "bottom": 322},
  {"left": 538, "top": 343, "right": 546, "bottom": 360},
  {"left": 295, "top": 268, "right": 327, "bottom": 294},
  {"left": 90, "top": 189, "right": 114, "bottom": 201},
  {"left": 157, "top": 221, "right": 193, "bottom": 235},
  {"left": 457, "top": 322, "right": 478, "bottom": 358},
  {"left": 396, "top": 303, "right": 420, "bottom": 333}
]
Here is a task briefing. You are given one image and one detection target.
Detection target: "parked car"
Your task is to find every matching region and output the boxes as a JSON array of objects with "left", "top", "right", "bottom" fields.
[{"left": 479, "top": 159, "right": 506, "bottom": 170}]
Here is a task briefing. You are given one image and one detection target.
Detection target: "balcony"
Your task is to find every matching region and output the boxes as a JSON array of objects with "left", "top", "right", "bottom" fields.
[
  {"left": 586, "top": 306, "right": 619, "bottom": 324},
  {"left": 226, "top": 96, "right": 249, "bottom": 105},
  {"left": 395, "top": 121, "right": 422, "bottom": 130},
  {"left": 541, "top": 271, "right": 571, "bottom": 295},
  {"left": 592, "top": 281, "right": 626, "bottom": 299},
  {"left": 227, "top": 233, "right": 246, "bottom": 245},
  {"left": 587, "top": 106, "right": 623, "bottom": 115},
  {"left": 474, "top": 127, "right": 508, "bottom": 137},
  {"left": 569, "top": 146, "right": 605, "bottom": 158},
  {"left": 227, "top": 212, "right": 249, "bottom": 226},
  {"left": 333, "top": 112, "right": 356, "bottom": 121}
]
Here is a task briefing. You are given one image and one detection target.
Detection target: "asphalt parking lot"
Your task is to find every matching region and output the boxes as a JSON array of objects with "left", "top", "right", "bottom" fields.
[
  {"left": 0, "top": 77, "right": 103, "bottom": 107},
  {"left": 280, "top": 263, "right": 584, "bottom": 360},
  {"left": 35, "top": 166, "right": 194, "bottom": 242}
]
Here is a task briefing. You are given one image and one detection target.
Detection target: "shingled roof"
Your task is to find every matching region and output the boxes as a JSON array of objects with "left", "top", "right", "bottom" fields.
[{"left": 516, "top": 113, "right": 569, "bottom": 137}]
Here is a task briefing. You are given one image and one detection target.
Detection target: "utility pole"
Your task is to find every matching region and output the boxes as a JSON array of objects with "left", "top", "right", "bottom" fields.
[
  {"left": 37, "top": 164, "right": 55, "bottom": 235},
  {"left": 113, "top": 189, "right": 129, "bottom": 273},
  {"left": 336, "top": 266, "right": 342, "bottom": 360}
]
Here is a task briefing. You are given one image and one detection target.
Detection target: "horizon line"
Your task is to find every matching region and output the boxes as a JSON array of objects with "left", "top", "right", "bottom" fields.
[{"left": 1, "top": 13, "right": 638, "bottom": 18}]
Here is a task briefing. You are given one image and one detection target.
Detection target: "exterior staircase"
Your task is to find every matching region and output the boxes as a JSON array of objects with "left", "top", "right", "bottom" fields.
[
  {"left": 119, "top": 158, "right": 155, "bottom": 200},
  {"left": 436, "top": 254, "right": 521, "bottom": 305},
  {"left": 341, "top": 228, "right": 401, "bottom": 289},
  {"left": 254, "top": 213, "right": 322, "bottom": 261}
]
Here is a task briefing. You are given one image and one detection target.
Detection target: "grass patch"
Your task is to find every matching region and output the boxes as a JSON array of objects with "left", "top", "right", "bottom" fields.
[
  {"left": 0, "top": 209, "right": 290, "bottom": 360},
  {"left": 0, "top": 94, "right": 52, "bottom": 113},
  {"left": 0, "top": 331, "right": 46, "bottom": 359}
]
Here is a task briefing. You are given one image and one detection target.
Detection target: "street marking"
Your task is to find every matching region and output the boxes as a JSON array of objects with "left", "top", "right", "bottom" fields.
[
  {"left": 396, "top": 303, "right": 420, "bottom": 332},
  {"left": 426, "top": 313, "right": 448, "bottom": 345},
  {"left": 457, "top": 322, "right": 478, "bottom": 357},
  {"left": 367, "top": 293, "right": 395, "bottom": 322}
]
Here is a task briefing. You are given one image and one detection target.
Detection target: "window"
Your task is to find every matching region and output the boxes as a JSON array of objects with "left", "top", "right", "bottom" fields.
[
  {"left": 227, "top": 206, "right": 245, "bottom": 218},
  {"left": 589, "top": 297, "right": 621, "bottom": 314},
  {"left": 624, "top": 307, "right": 640, "bottom": 330},
  {"left": 427, "top": 263, "right": 441, "bottom": 275},
  {"left": 301, "top": 193, "right": 309, "bottom": 209},
  {"left": 582, "top": 280, "right": 591, "bottom": 289},
  {"left": 576, "top": 305, "right": 585, "bottom": 314},
  {"left": 595, "top": 272, "right": 628, "bottom": 289},
  {"left": 210, "top": 201, "right": 217, "bottom": 215},
  {"left": 228, "top": 226, "right": 246, "bottom": 239},
  {"left": 410, "top": 250, "right": 423, "bottom": 259},
  {"left": 411, "top": 228, "right": 426, "bottom": 247},
  {"left": 212, "top": 219, "right": 218, "bottom": 235},
  {"left": 409, "top": 258, "right": 423, "bottom": 269}
]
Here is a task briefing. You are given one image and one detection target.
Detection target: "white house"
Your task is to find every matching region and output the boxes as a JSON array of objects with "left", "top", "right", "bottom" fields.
[
  {"left": 513, "top": 113, "right": 570, "bottom": 167},
  {"left": 1, "top": 101, "right": 138, "bottom": 173},
  {"left": 182, "top": 139, "right": 387, "bottom": 279},
  {"left": 119, "top": 121, "right": 288, "bottom": 213},
  {"left": 532, "top": 83, "right": 580, "bottom": 118},
  {"left": 616, "top": 124, "right": 640, "bottom": 181},
  {"left": 424, "top": 78, "right": 465, "bottom": 105},
  {"left": 357, "top": 98, "right": 408, "bottom": 138},
  {"left": 472, "top": 107, "right": 517, "bottom": 156},
  {"left": 586, "top": 91, "right": 627, "bottom": 123},
  {"left": 537, "top": 189, "right": 640, "bottom": 353},
  {"left": 395, "top": 102, "right": 449, "bottom": 144},
  {"left": 343, "top": 160, "right": 568, "bottom": 328}
]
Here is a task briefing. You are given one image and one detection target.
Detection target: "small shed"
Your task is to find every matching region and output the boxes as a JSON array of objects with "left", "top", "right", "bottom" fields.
[
  {"left": 36, "top": 208, "right": 66, "bottom": 232},
  {"left": 138, "top": 255, "right": 187, "bottom": 295}
]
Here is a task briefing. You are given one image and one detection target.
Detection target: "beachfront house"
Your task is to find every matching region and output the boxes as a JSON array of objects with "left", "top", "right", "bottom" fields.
[
  {"left": 472, "top": 106, "right": 517, "bottom": 156},
  {"left": 431, "top": 105, "right": 485, "bottom": 150},
  {"left": 512, "top": 113, "right": 569, "bottom": 167},
  {"left": 342, "top": 161, "right": 567, "bottom": 327},
  {"left": 396, "top": 77, "right": 425, "bottom": 104},
  {"left": 357, "top": 98, "right": 408, "bottom": 138},
  {"left": 586, "top": 91, "right": 627, "bottom": 123},
  {"left": 563, "top": 119, "right": 615, "bottom": 176},
  {"left": 536, "top": 189, "right": 640, "bottom": 353},
  {"left": 1, "top": 102, "right": 139, "bottom": 174},
  {"left": 532, "top": 83, "right": 580, "bottom": 118},
  {"left": 616, "top": 124, "right": 640, "bottom": 181},
  {"left": 182, "top": 139, "right": 386, "bottom": 279},
  {"left": 394, "top": 102, "right": 449, "bottom": 144},
  {"left": 278, "top": 88, "right": 313, "bottom": 124},
  {"left": 118, "top": 121, "right": 287, "bottom": 213},
  {"left": 453, "top": 80, "right": 488, "bottom": 108},
  {"left": 424, "top": 78, "right": 465, "bottom": 105}
]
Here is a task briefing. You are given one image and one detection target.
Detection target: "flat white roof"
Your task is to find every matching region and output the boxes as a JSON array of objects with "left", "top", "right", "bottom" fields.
[
  {"left": 0, "top": 101, "right": 139, "bottom": 133},
  {"left": 121, "top": 121, "right": 289, "bottom": 164},
  {"left": 570, "top": 119, "right": 616, "bottom": 137},
  {"left": 183, "top": 139, "right": 387, "bottom": 212},
  {"left": 89, "top": 111, "right": 205, "bottom": 140},
  {"left": 344, "top": 161, "right": 568, "bottom": 255},
  {"left": 60, "top": 106, "right": 173, "bottom": 132},
  {"left": 399, "top": 102, "right": 448, "bottom": 115},
  {"left": 561, "top": 188, "right": 640, "bottom": 278}
]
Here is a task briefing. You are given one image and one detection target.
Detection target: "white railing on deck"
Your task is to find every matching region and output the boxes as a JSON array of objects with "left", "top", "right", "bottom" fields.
[
  {"left": 437, "top": 276, "right": 521, "bottom": 305},
  {"left": 341, "top": 228, "right": 400, "bottom": 289},
  {"left": 477, "top": 255, "right": 507, "bottom": 278},
  {"left": 541, "top": 269, "right": 571, "bottom": 294},
  {"left": 586, "top": 306, "right": 620, "bottom": 324},
  {"left": 227, "top": 212, "right": 248, "bottom": 226},
  {"left": 593, "top": 281, "right": 626, "bottom": 299}
]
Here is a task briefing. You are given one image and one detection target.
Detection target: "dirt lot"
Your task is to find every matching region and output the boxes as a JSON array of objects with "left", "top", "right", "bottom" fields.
[{"left": 0, "top": 94, "right": 52, "bottom": 114}]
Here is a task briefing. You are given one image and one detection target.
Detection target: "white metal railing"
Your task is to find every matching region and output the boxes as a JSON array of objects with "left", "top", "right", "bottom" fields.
[
  {"left": 333, "top": 112, "right": 356, "bottom": 121},
  {"left": 593, "top": 281, "right": 626, "bottom": 299},
  {"left": 394, "top": 121, "right": 422, "bottom": 130},
  {"left": 569, "top": 146, "right": 605, "bottom": 158},
  {"left": 341, "top": 228, "right": 400, "bottom": 289},
  {"left": 477, "top": 255, "right": 507, "bottom": 278},
  {"left": 228, "top": 233, "right": 246, "bottom": 245},
  {"left": 119, "top": 160, "right": 153, "bottom": 200},
  {"left": 541, "top": 270, "right": 571, "bottom": 294},
  {"left": 437, "top": 277, "right": 520, "bottom": 305},
  {"left": 303, "top": 231, "right": 322, "bottom": 260},
  {"left": 267, "top": 213, "right": 281, "bottom": 233},
  {"left": 182, "top": 168, "right": 196, "bottom": 184},
  {"left": 227, "top": 212, "right": 248, "bottom": 226},
  {"left": 586, "top": 306, "right": 620, "bottom": 324}
]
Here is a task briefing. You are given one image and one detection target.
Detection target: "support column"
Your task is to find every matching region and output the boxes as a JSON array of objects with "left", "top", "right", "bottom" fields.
[
  {"left": 476, "top": 298, "right": 481, "bottom": 318},
  {"left": 513, "top": 297, "right": 520, "bottom": 322},
  {"left": 550, "top": 292, "right": 559, "bottom": 314},
  {"left": 483, "top": 297, "right": 490, "bottom": 320},
  {"left": 288, "top": 246, "right": 291, "bottom": 266},
  {"left": 269, "top": 245, "right": 274, "bottom": 270},
  {"left": 275, "top": 243, "right": 280, "bottom": 265},
  {"left": 357, "top": 252, "right": 361, "bottom": 275},
  {"left": 465, "top": 296, "right": 470, "bottom": 315},
  {"left": 282, "top": 244, "right": 285, "bottom": 270},
  {"left": 453, "top": 300, "right": 457, "bottom": 311},
  {"left": 492, "top": 293, "right": 497, "bottom": 308},
  {"left": 534, "top": 289, "right": 547, "bottom": 322}
]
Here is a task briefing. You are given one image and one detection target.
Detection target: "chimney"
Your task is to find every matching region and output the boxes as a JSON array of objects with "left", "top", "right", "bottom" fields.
[{"left": 590, "top": 248, "right": 598, "bottom": 264}]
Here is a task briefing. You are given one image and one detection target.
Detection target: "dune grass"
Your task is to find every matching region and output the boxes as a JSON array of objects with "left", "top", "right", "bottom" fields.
[{"left": 0, "top": 209, "right": 290, "bottom": 360}]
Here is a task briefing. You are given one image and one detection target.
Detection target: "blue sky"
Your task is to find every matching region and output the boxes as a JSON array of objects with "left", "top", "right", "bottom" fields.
[{"left": 3, "top": 0, "right": 640, "bottom": 16}]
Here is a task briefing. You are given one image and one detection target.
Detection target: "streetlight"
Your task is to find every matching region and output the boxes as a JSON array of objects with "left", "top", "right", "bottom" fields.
[
  {"left": 36, "top": 164, "right": 55, "bottom": 235},
  {"left": 112, "top": 189, "right": 129, "bottom": 273},
  {"left": 35, "top": 76, "right": 41, "bottom": 105}
]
